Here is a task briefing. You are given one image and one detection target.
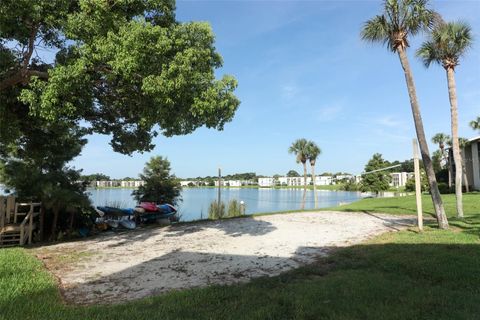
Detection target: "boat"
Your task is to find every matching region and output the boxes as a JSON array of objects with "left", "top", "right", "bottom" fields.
[
  {"left": 94, "top": 203, "right": 178, "bottom": 229},
  {"left": 134, "top": 202, "right": 178, "bottom": 223}
]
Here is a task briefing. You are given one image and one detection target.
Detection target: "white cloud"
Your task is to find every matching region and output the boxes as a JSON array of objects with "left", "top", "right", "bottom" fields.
[
  {"left": 316, "top": 103, "right": 344, "bottom": 122},
  {"left": 375, "top": 116, "right": 404, "bottom": 128}
]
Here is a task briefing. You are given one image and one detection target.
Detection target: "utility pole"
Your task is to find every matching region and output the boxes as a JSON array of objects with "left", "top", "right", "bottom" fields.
[
  {"left": 413, "top": 139, "right": 423, "bottom": 231},
  {"left": 217, "top": 167, "right": 222, "bottom": 215}
]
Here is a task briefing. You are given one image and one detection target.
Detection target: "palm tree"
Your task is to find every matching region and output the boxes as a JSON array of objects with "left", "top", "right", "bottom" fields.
[
  {"left": 458, "top": 137, "right": 470, "bottom": 193},
  {"left": 289, "top": 139, "right": 309, "bottom": 210},
  {"left": 471, "top": 117, "right": 480, "bottom": 131},
  {"left": 417, "top": 21, "right": 473, "bottom": 218},
  {"left": 431, "top": 133, "right": 450, "bottom": 166},
  {"left": 306, "top": 142, "right": 321, "bottom": 208},
  {"left": 361, "top": 0, "right": 448, "bottom": 228},
  {"left": 432, "top": 133, "right": 452, "bottom": 187}
]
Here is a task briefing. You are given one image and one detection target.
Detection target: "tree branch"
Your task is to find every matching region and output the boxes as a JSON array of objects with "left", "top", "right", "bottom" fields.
[{"left": 0, "top": 70, "right": 49, "bottom": 91}]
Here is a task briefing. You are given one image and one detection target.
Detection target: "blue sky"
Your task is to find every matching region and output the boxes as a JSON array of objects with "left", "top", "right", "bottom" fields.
[{"left": 71, "top": 0, "right": 480, "bottom": 179}]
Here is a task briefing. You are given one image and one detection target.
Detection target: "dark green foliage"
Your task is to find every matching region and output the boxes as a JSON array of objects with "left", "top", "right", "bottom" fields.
[
  {"left": 341, "top": 180, "right": 361, "bottom": 191},
  {"left": 0, "top": 117, "right": 91, "bottom": 239},
  {"left": 81, "top": 173, "right": 111, "bottom": 182},
  {"left": 360, "top": 153, "right": 392, "bottom": 193},
  {"left": 286, "top": 170, "right": 300, "bottom": 177},
  {"left": 132, "top": 156, "right": 181, "bottom": 205}
]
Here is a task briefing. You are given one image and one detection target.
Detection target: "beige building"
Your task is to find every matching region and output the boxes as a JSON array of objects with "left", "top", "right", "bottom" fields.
[{"left": 463, "top": 136, "right": 480, "bottom": 190}]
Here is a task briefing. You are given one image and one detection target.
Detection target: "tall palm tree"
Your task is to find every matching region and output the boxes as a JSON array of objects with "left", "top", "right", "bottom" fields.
[
  {"left": 470, "top": 117, "right": 480, "bottom": 131},
  {"left": 289, "top": 139, "right": 309, "bottom": 210},
  {"left": 432, "top": 132, "right": 452, "bottom": 187},
  {"left": 361, "top": 0, "right": 448, "bottom": 228},
  {"left": 417, "top": 21, "right": 473, "bottom": 218},
  {"left": 306, "top": 142, "right": 321, "bottom": 208}
]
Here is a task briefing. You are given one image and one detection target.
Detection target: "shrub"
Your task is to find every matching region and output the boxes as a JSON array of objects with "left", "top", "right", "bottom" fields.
[
  {"left": 208, "top": 201, "right": 225, "bottom": 219},
  {"left": 227, "top": 199, "right": 244, "bottom": 218}
]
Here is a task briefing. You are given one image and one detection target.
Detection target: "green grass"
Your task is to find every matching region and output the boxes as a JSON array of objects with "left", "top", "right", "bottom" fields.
[
  {"left": 329, "top": 192, "right": 480, "bottom": 218},
  {"left": 2, "top": 193, "right": 480, "bottom": 319}
]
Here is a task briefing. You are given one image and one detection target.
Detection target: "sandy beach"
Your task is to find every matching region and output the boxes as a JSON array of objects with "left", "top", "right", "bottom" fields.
[{"left": 35, "top": 211, "right": 413, "bottom": 305}]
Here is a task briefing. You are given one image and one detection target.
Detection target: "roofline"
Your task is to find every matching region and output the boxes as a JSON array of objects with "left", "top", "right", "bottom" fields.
[{"left": 468, "top": 135, "right": 480, "bottom": 143}]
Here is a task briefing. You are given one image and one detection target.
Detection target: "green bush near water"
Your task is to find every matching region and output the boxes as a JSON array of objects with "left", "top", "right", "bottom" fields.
[
  {"left": 208, "top": 201, "right": 226, "bottom": 219},
  {"left": 227, "top": 199, "right": 244, "bottom": 217},
  {"left": 208, "top": 200, "right": 244, "bottom": 219}
]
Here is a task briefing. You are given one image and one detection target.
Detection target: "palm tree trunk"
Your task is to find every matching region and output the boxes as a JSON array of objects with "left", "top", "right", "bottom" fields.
[
  {"left": 446, "top": 67, "right": 464, "bottom": 218},
  {"left": 302, "top": 162, "right": 307, "bottom": 210},
  {"left": 311, "top": 163, "right": 318, "bottom": 208},
  {"left": 397, "top": 48, "right": 449, "bottom": 229},
  {"left": 461, "top": 148, "right": 469, "bottom": 193}
]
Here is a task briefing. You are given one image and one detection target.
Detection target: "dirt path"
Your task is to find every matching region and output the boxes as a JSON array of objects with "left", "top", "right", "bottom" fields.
[{"left": 34, "top": 211, "right": 413, "bottom": 305}]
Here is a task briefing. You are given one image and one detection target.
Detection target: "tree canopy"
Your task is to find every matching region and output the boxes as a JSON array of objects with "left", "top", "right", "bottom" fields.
[
  {"left": 0, "top": 0, "right": 240, "bottom": 155},
  {"left": 360, "top": 153, "right": 392, "bottom": 193}
]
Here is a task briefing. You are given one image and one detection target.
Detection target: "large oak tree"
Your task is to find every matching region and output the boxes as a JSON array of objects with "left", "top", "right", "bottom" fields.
[{"left": 0, "top": 0, "right": 240, "bottom": 155}]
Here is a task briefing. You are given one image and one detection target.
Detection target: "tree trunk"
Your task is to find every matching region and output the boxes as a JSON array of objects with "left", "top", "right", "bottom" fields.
[
  {"left": 461, "top": 148, "right": 469, "bottom": 193},
  {"left": 311, "top": 163, "right": 318, "bottom": 208},
  {"left": 446, "top": 67, "right": 464, "bottom": 218},
  {"left": 50, "top": 206, "right": 60, "bottom": 241},
  {"left": 397, "top": 48, "right": 448, "bottom": 229},
  {"left": 302, "top": 162, "right": 307, "bottom": 210}
]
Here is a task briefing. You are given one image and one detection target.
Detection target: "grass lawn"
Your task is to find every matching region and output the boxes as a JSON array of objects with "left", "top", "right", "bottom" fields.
[
  {"left": 330, "top": 192, "right": 480, "bottom": 217},
  {"left": 1, "top": 193, "right": 479, "bottom": 319}
]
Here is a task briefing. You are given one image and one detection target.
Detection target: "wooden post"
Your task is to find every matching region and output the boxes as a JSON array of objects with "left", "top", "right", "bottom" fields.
[
  {"left": 28, "top": 204, "right": 33, "bottom": 245},
  {"left": 6, "top": 196, "right": 15, "bottom": 224},
  {"left": 413, "top": 139, "right": 423, "bottom": 231},
  {"left": 0, "top": 196, "right": 5, "bottom": 229},
  {"left": 217, "top": 167, "right": 222, "bottom": 216}
]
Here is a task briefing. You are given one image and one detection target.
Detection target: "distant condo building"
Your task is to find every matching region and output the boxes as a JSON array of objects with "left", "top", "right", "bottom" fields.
[
  {"left": 215, "top": 180, "right": 242, "bottom": 187},
  {"left": 93, "top": 180, "right": 144, "bottom": 188},
  {"left": 452, "top": 136, "right": 480, "bottom": 190},
  {"left": 120, "top": 180, "right": 145, "bottom": 188},
  {"left": 390, "top": 172, "right": 413, "bottom": 188},
  {"left": 258, "top": 176, "right": 333, "bottom": 187}
]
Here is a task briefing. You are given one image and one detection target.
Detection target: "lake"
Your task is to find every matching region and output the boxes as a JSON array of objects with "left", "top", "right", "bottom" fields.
[{"left": 88, "top": 188, "right": 369, "bottom": 221}]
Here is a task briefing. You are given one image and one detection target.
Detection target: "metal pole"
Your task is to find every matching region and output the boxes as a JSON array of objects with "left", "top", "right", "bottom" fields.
[
  {"left": 218, "top": 167, "right": 221, "bottom": 216},
  {"left": 413, "top": 139, "right": 423, "bottom": 231}
]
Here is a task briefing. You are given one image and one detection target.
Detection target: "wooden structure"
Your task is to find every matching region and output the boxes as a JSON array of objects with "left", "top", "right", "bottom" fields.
[{"left": 0, "top": 196, "right": 41, "bottom": 247}]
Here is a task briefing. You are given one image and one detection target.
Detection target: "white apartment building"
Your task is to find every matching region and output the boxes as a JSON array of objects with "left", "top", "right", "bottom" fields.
[
  {"left": 258, "top": 177, "right": 275, "bottom": 187},
  {"left": 259, "top": 176, "right": 333, "bottom": 187},
  {"left": 390, "top": 172, "right": 413, "bottom": 188},
  {"left": 120, "top": 180, "right": 145, "bottom": 188},
  {"left": 95, "top": 180, "right": 121, "bottom": 188}
]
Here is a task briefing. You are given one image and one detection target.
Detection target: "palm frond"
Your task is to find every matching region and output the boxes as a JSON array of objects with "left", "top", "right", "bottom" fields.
[
  {"left": 416, "top": 40, "right": 440, "bottom": 67},
  {"left": 421, "top": 20, "right": 473, "bottom": 69}
]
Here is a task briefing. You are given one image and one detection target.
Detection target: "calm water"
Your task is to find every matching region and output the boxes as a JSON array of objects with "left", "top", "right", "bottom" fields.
[{"left": 88, "top": 188, "right": 368, "bottom": 222}]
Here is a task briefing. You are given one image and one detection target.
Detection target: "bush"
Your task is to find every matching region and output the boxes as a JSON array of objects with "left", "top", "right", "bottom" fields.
[
  {"left": 208, "top": 201, "right": 225, "bottom": 219},
  {"left": 227, "top": 199, "right": 244, "bottom": 218},
  {"left": 437, "top": 182, "right": 453, "bottom": 194}
]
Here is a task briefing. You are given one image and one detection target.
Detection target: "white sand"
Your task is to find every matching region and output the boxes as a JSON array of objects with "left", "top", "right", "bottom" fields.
[{"left": 35, "top": 211, "right": 413, "bottom": 305}]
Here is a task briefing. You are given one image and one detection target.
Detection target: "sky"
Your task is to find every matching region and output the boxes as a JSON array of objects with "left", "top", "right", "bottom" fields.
[{"left": 71, "top": 0, "right": 480, "bottom": 179}]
